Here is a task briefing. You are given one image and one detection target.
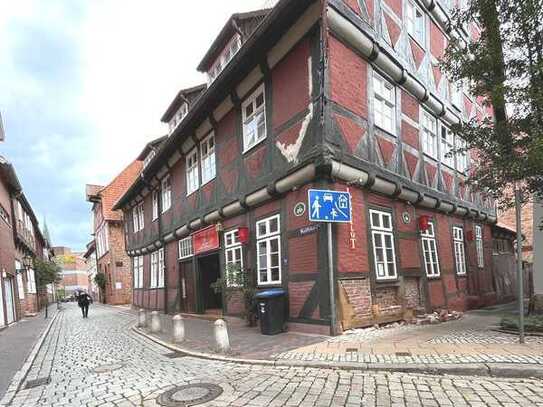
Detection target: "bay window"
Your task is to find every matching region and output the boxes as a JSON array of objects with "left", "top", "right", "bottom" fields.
[{"left": 256, "top": 215, "right": 281, "bottom": 285}]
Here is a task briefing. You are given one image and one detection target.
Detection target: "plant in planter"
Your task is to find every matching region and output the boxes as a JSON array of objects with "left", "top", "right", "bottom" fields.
[
  {"left": 94, "top": 272, "right": 107, "bottom": 303},
  {"left": 211, "top": 263, "right": 257, "bottom": 326}
]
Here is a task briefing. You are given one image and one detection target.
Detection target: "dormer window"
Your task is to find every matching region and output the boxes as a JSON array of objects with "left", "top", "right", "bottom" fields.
[
  {"left": 169, "top": 102, "right": 189, "bottom": 134},
  {"left": 143, "top": 150, "right": 156, "bottom": 169},
  {"left": 207, "top": 33, "right": 242, "bottom": 85}
]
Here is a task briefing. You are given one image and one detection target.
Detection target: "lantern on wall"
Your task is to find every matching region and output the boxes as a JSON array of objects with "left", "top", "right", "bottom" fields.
[
  {"left": 238, "top": 227, "right": 250, "bottom": 245},
  {"left": 418, "top": 215, "right": 431, "bottom": 232},
  {"left": 466, "top": 230, "right": 475, "bottom": 241}
]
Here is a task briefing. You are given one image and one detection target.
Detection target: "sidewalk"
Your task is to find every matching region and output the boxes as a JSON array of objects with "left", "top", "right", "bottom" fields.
[
  {"left": 0, "top": 307, "right": 58, "bottom": 400},
  {"left": 134, "top": 302, "right": 543, "bottom": 378}
]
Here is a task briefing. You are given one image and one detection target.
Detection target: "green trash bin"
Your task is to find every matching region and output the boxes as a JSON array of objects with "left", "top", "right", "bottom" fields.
[{"left": 255, "top": 289, "right": 287, "bottom": 335}]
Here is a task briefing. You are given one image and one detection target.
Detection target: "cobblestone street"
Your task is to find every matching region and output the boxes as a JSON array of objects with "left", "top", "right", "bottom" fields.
[{"left": 2, "top": 304, "right": 543, "bottom": 407}]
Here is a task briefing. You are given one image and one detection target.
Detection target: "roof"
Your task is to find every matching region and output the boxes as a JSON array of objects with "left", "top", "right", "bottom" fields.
[
  {"left": 83, "top": 240, "right": 96, "bottom": 259},
  {"left": 114, "top": 0, "right": 317, "bottom": 211},
  {"left": 197, "top": 9, "right": 271, "bottom": 72},
  {"left": 160, "top": 84, "right": 207, "bottom": 123},
  {"left": 87, "top": 159, "right": 143, "bottom": 222},
  {"left": 0, "top": 155, "right": 22, "bottom": 192},
  {"left": 137, "top": 135, "right": 168, "bottom": 161}
]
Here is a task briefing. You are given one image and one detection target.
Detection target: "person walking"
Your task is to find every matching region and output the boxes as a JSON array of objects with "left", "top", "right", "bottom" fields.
[{"left": 78, "top": 291, "right": 92, "bottom": 318}]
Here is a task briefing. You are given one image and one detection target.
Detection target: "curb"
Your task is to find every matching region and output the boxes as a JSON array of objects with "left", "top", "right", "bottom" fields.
[
  {"left": 0, "top": 310, "right": 61, "bottom": 406},
  {"left": 132, "top": 325, "right": 543, "bottom": 379}
]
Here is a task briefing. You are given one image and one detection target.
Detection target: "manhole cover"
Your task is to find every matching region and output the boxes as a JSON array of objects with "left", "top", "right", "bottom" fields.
[
  {"left": 94, "top": 363, "right": 125, "bottom": 373},
  {"left": 345, "top": 348, "right": 358, "bottom": 353},
  {"left": 164, "top": 352, "right": 188, "bottom": 359},
  {"left": 395, "top": 351, "right": 412, "bottom": 357},
  {"left": 24, "top": 377, "right": 50, "bottom": 389},
  {"left": 157, "top": 383, "right": 223, "bottom": 406}
]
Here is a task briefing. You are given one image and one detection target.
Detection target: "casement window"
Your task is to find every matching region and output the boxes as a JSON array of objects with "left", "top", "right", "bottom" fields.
[
  {"left": 27, "top": 268, "right": 36, "bottom": 294},
  {"left": 421, "top": 222, "right": 440, "bottom": 278},
  {"left": 440, "top": 125, "right": 455, "bottom": 167},
  {"left": 224, "top": 229, "right": 243, "bottom": 287},
  {"left": 242, "top": 84, "right": 267, "bottom": 152},
  {"left": 456, "top": 138, "right": 469, "bottom": 173},
  {"left": 169, "top": 103, "right": 188, "bottom": 134},
  {"left": 256, "top": 215, "right": 281, "bottom": 285},
  {"left": 453, "top": 227, "right": 467, "bottom": 275},
  {"left": 157, "top": 248, "right": 165, "bottom": 288},
  {"left": 451, "top": 82, "right": 463, "bottom": 109},
  {"left": 422, "top": 111, "right": 438, "bottom": 158},
  {"left": 186, "top": 149, "right": 199, "bottom": 195},
  {"left": 373, "top": 73, "right": 396, "bottom": 134},
  {"left": 369, "top": 210, "right": 398, "bottom": 280},
  {"left": 133, "top": 256, "right": 144, "bottom": 288},
  {"left": 0, "top": 204, "right": 10, "bottom": 225},
  {"left": 143, "top": 150, "right": 156, "bottom": 169},
  {"left": 132, "top": 203, "right": 144, "bottom": 232},
  {"left": 161, "top": 176, "right": 172, "bottom": 213},
  {"left": 152, "top": 190, "right": 159, "bottom": 221},
  {"left": 96, "top": 225, "right": 109, "bottom": 258},
  {"left": 178, "top": 237, "right": 193, "bottom": 259},
  {"left": 200, "top": 133, "right": 216, "bottom": 185},
  {"left": 406, "top": 0, "right": 426, "bottom": 45},
  {"left": 207, "top": 34, "right": 242, "bottom": 84},
  {"left": 15, "top": 261, "right": 24, "bottom": 300},
  {"left": 475, "top": 225, "right": 484, "bottom": 268},
  {"left": 150, "top": 252, "right": 158, "bottom": 288}
]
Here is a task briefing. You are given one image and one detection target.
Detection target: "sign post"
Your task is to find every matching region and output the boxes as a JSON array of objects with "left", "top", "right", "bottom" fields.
[{"left": 308, "top": 189, "right": 352, "bottom": 336}]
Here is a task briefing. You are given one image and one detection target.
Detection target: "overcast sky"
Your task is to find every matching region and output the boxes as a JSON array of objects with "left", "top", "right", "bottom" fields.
[{"left": 0, "top": 0, "right": 275, "bottom": 251}]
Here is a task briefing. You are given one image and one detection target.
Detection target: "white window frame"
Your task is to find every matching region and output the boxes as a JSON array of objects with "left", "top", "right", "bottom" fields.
[
  {"left": 456, "top": 137, "right": 469, "bottom": 173},
  {"left": 143, "top": 150, "right": 156, "bottom": 169},
  {"left": 152, "top": 190, "right": 159, "bottom": 221},
  {"left": 178, "top": 237, "right": 193, "bottom": 260},
  {"left": 440, "top": 124, "right": 455, "bottom": 168},
  {"left": 373, "top": 72, "right": 396, "bottom": 135},
  {"left": 207, "top": 33, "right": 242, "bottom": 84},
  {"left": 475, "top": 225, "right": 484, "bottom": 268},
  {"left": 421, "top": 222, "right": 440, "bottom": 278},
  {"left": 224, "top": 229, "right": 243, "bottom": 287},
  {"left": 256, "top": 215, "right": 281, "bottom": 286},
  {"left": 133, "top": 256, "right": 144, "bottom": 288},
  {"left": 27, "top": 268, "right": 36, "bottom": 294},
  {"left": 16, "top": 261, "right": 24, "bottom": 300},
  {"left": 132, "top": 206, "right": 139, "bottom": 232},
  {"left": 405, "top": 0, "right": 426, "bottom": 46},
  {"left": 157, "top": 248, "right": 165, "bottom": 288},
  {"left": 451, "top": 82, "right": 463, "bottom": 109},
  {"left": 186, "top": 149, "right": 199, "bottom": 196},
  {"left": 150, "top": 252, "right": 158, "bottom": 288},
  {"left": 242, "top": 84, "right": 267, "bottom": 152},
  {"left": 169, "top": 102, "right": 188, "bottom": 134},
  {"left": 453, "top": 226, "right": 467, "bottom": 275},
  {"left": 161, "top": 175, "right": 172, "bottom": 213},
  {"left": 369, "top": 209, "right": 398, "bottom": 280},
  {"left": 200, "top": 133, "right": 216, "bottom": 185},
  {"left": 422, "top": 111, "right": 438, "bottom": 158}
]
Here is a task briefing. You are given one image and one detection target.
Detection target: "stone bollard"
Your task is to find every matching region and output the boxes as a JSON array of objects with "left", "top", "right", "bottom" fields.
[
  {"left": 214, "top": 319, "right": 230, "bottom": 353},
  {"left": 172, "top": 314, "right": 185, "bottom": 343},
  {"left": 138, "top": 309, "right": 146, "bottom": 328},
  {"left": 150, "top": 311, "right": 161, "bottom": 333}
]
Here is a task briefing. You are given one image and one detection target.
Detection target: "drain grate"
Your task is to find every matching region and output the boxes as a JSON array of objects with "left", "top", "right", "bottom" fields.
[
  {"left": 24, "top": 377, "right": 50, "bottom": 389},
  {"left": 157, "top": 383, "right": 223, "bottom": 406},
  {"left": 345, "top": 348, "right": 358, "bottom": 353},
  {"left": 164, "top": 352, "right": 188, "bottom": 359},
  {"left": 395, "top": 351, "right": 412, "bottom": 357}
]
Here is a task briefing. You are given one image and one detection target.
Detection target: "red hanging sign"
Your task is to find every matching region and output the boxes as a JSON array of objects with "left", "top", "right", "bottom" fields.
[{"left": 192, "top": 225, "right": 220, "bottom": 255}]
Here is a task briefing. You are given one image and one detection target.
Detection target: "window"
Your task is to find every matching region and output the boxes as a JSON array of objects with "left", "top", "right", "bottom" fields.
[
  {"left": 369, "top": 210, "right": 397, "bottom": 280},
  {"left": 225, "top": 229, "right": 243, "bottom": 287},
  {"left": 161, "top": 176, "right": 172, "bottom": 213},
  {"left": 421, "top": 222, "right": 440, "bottom": 277},
  {"left": 157, "top": 248, "right": 165, "bottom": 288},
  {"left": 143, "top": 150, "right": 156, "bottom": 169},
  {"left": 373, "top": 73, "right": 396, "bottom": 134},
  {"left": 200, "top": 133, "right": 216, "bottom": 185},
  {"left": 456, "top": 138, "right": 469, "bottom": 173},
  {"left": 15, "top": 261, "right": 24, "bottom": 300},
  {"left": 475, "top": 225, "right": 484, "bottom": 268},
  {"left": 150, "top": 252, "right": 158, "bottom": 288},
  {"left": 178, "top": 237, "right": 193, "bottom": 259},
  {"left": 96, "top": 225, "right": 109, "bottom": 258},
  {"left": 186, "top": 149, "right": 199, "bottom": 195},
  {"left": 422, "top": 111, "right": 438, "bottom": 158},
  {"left": 406, "top": 0, "right": 425, "bottom": 45},
  {"left": 152, "top": 190, "right": 159, "bottom": 221},
  {"left": 451, "top": 82, "right": 463, "bottom": 108},
  {"left": 440, "top": 125, "right": 454, "bottom": 167},
  {"left": 256, "top": 215, "right": 281, "bottom": 285},
  {"left": 453, "top": 227, "right": 467, "bottom": 275},
  {"left": 169, "top": 103, "right": 189, "bottom": 133},
  {"left": 138, "top": 203, "right": 144, "bottom": 231},
  {"left": 0, "top": 204, "right": 10, "bottom": 225},
  {"left": 133, "top": 256, "right": 144, "bottom": 288},
  {"left": 27, "top": 268, "right": 36, "bottom": 294},
  {"left": 132, "top": 207, "right": 139, "bottom": 232},
  {"left": 133, "top": 203, "right": 144, "bottom": 232},
  {"left": 242, "top": 84, "right": 267, "bottom": 152},
  {"left": 207, "top": 34, "right": 242, "bottom": 84}
]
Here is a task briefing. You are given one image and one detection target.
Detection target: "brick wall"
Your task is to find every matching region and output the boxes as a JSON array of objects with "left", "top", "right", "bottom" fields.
[{"left": 339, "top": 278, "right": 372, "bottom": 320}]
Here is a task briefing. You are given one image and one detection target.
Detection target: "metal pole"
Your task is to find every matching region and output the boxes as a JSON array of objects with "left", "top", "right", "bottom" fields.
[
  {"left": 327, "top": 223, "right": 337, "bottom": 336},
  {"left": 515, "top": 186, "right": 525, "bottom": 344}
]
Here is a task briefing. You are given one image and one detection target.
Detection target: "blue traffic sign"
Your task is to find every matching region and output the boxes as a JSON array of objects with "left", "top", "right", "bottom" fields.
[{"left": 308, "top": 189, "right": 352, "bottom": 223}]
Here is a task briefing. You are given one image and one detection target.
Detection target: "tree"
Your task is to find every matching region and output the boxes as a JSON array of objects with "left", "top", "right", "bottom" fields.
[
  {"left": 94, "top": 272, "right": 107, "bottom": 303},
  {"left": 33, "top": 258, "right": 61, "bottom": 288},
  {"left": 441, "top": 0, "right": 543, "bottom": 336}
]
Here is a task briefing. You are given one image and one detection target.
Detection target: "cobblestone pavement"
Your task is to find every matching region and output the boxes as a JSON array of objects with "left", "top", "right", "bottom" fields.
[{"left": 5, "top": 303, "right": 543, "bottom": 407}]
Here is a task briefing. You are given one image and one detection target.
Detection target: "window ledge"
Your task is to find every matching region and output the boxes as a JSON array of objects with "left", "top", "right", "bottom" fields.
[
  {"left": 242, "top": 137, "right": 267, "bottom": 155},
  {"left": 201, "top": 177, "right": 216, "bottom": 188}
]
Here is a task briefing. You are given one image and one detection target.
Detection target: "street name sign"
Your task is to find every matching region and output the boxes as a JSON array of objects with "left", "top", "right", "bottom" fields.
[{"left": 308, "top": 189, "right": 352, "bottom": 223}]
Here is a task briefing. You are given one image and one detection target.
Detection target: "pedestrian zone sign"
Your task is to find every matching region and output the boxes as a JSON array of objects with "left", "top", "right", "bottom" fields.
[{"left": 308, "top": 189, "right": 352, "bottom": 223}]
